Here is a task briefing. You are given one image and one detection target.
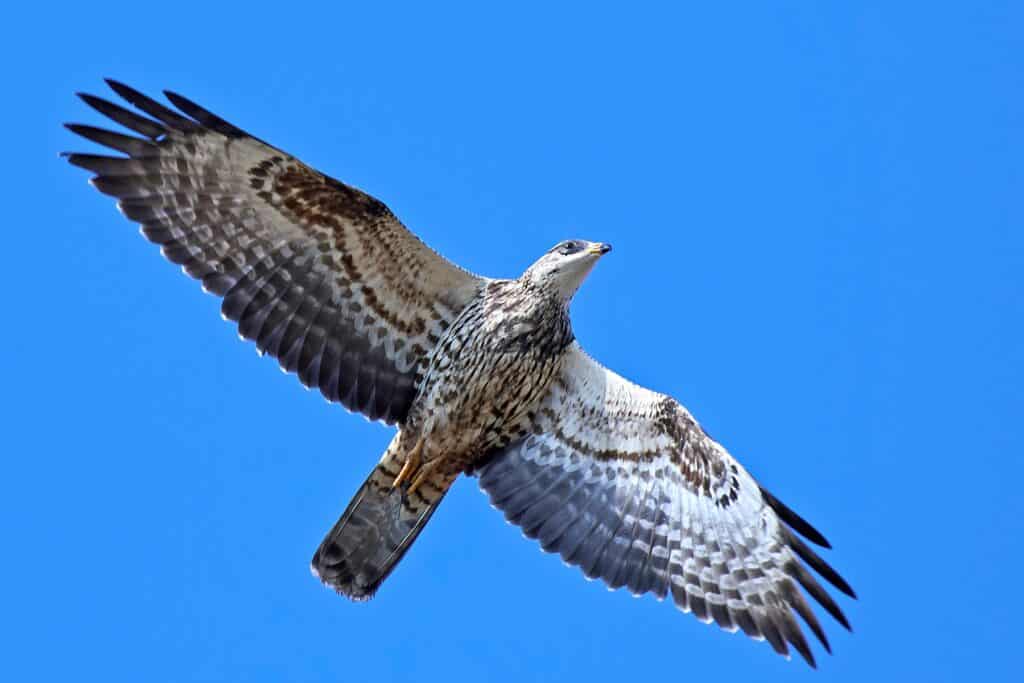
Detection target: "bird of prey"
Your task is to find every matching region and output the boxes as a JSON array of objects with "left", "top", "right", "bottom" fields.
[{"left": 65, "top": 81, "right": 855, "bottom": 667}]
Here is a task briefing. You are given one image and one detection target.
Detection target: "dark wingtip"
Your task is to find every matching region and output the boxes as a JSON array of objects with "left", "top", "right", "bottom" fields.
[
  {"left": 163, "top": 89, "right": 249, "bottom": 138},
  {"left": 780, "top": 617, "right": 817, "bottom": 668},
  {"left": 73, "top": 90, "right": 167, "bottom": 139},
  {"left": 784, "top": 580, "right": 833, "bottom": 654},
  {"left": 102, "top": 79, "right": 196, "bottom": 130},
  {"left": 784, "top": 553, "right": 853, "bottom": 632},
  {"left": 104, "top": 77, "right": 127, "bottom": 93},
  {"left": 784, "top": 527, "right": 856, "bottom": 599},
  {"left": 760, "top": 486, "right": 832, "bottom": 548},
  {"left": 63, "top": 122, "right": 97, "bottom": 137},
  {"left": 105, "top": 79, "right": 143, "bottom": 103}
]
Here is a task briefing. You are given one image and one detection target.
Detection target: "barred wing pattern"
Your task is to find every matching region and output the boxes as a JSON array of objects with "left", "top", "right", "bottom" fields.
[
  {"left": 65, "top": 81, "right": 483, "bottom": 424},
  {"left": 476, "top": 343, "right": 855, "bottom": 667}
]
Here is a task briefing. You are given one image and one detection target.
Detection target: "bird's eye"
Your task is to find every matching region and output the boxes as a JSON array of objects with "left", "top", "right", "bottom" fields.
[{"left": 560, "top": 241, "right": 578, "bottom": 255}]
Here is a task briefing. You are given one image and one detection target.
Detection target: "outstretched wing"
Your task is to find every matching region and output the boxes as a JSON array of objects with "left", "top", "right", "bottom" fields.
[
  {"left": 64, "top": 81, "right": 484, "bottom": 424},
  {"left": 475, "top": 343, "right": 855, "bottom": 667}
]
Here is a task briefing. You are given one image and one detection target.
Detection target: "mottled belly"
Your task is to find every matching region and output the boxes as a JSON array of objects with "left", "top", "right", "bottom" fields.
[
  {"left": 402, "top": 283, "right": 574, "bottom": 473},
  {"left": 409, "top": 348, "right": 565, "bottom": 473}
]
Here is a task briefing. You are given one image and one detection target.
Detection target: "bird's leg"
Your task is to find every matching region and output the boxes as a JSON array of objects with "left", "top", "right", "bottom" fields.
[
  {"left": 391, "top": 436, "right": 425, "bottom": 490},
  {"left": 407, "top": 456, "right": 443, "bottom": 496}
]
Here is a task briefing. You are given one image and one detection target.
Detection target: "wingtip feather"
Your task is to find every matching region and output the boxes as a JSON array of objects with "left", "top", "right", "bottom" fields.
[{"left": 760, "top": 486, "right": 832, "bottom": 548}]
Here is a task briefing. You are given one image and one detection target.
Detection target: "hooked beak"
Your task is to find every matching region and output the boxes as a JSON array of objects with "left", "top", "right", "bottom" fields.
[{"left": 587, "top": 242, "right": 613, "bottom": 256}]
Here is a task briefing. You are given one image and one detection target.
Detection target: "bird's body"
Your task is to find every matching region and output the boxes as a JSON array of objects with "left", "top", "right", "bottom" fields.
[
  {"left": 410, "top": 278, "right": 575, "bottom": 470},
  {"left": 315, "top": 276, "right": 578, "bottom": 596},
  {"left": 66, "top": 81, "right": 855, "bottom": 667}
]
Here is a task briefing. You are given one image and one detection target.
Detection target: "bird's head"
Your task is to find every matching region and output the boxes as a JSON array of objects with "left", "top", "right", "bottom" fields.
[{"left": 522, "top": 239, "right": 612, "bottom": 302}]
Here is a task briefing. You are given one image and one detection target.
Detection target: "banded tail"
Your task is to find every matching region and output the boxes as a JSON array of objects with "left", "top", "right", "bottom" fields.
[{"left": 311, "top": 438, "right": 455, "bottom": 600}]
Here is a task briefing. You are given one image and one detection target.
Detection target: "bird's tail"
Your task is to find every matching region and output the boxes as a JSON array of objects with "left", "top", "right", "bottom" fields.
[{"left": 311, "top": 437, "right": 456, "bottom": 600}]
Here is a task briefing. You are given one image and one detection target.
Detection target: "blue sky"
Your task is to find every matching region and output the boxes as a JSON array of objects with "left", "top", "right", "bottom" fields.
[{"left": 4, "top": 2, "right": 1021, "bottom": 681}]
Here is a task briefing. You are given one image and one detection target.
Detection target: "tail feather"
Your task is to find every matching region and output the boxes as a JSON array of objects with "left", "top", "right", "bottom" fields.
[{"left": 311, "top": 445, "right": 455, "bottom": 600}]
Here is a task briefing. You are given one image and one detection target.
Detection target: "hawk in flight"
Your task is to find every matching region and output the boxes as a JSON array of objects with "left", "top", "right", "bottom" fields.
[{"left": 65, "top": 81, "right": 855, "bottom": 667}]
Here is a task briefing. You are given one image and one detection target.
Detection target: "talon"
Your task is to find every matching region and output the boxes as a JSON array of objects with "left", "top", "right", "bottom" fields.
[
  {"left": 391, "top": 436, "right": 425, "bottom": 490},
  {"left": 391, "top": 459, "right": 415, "bottom": 491},
  {"left": 408, "top": 458, "right": 441, "bottom": 496}
]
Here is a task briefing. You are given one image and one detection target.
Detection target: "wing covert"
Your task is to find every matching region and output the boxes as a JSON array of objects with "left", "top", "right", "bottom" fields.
[{"left": 65, "top": 81, "right": 484, "bottom": 424}]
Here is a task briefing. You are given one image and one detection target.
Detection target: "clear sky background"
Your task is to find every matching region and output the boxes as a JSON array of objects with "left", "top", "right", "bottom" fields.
[{"left": 4, "top": 2, "right": 1020, "bottom": 681}]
